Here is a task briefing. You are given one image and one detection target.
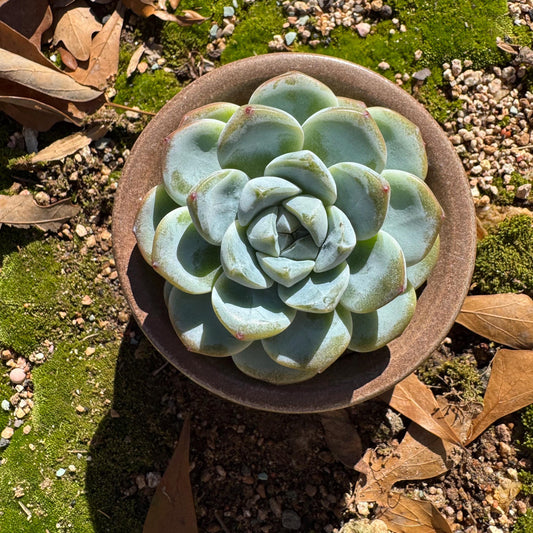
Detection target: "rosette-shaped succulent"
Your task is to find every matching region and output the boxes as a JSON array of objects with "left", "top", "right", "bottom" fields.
[{"left": 133, "top": 71, "right": 443, "bottom": 385}]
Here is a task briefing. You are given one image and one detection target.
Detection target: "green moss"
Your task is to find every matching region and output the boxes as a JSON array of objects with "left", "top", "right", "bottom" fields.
[
  {"left": 520, "top": 404, "right": 533, "bottom": 454},
  {"left": 0, "top": 116, "right": 27, "bottom": 193},
  {"left": 161, "top": 0, "right": 229, "bottom": 67},
  {"left": 221, "top": 1, "right": 287, "bottom": 63},
  {"left": 418, "top": 355, "right": 483, "bottom": 402},
  {"left": 490, "top": 172, "right": 530, "bottom": 206},
  {"left": 472, "top": 215, "right": 533, "bottom": 294},
  {"left": 390, "top": 0, "right": 523, "bottom": 69},
  {"left": 514, "top": 510, "right": 533, "bottom": 533},
  {"left": 518, "top": 405, "right": 533, "bottom": 507},
  {"left": 113, "top": 69, "right": 181, "bottom": 113}
]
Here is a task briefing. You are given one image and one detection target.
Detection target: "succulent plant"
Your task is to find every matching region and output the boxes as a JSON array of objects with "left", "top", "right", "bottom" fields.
[{"left": 133, "top": 71, "right": 443, "bottom": 385}]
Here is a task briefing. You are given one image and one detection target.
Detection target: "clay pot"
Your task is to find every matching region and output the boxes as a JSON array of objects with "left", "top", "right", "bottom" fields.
[{"left": 113, "top": 53, "right": 476, "bottom": 413}]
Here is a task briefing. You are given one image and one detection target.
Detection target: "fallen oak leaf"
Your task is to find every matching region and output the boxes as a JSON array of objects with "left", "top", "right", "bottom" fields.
[
  {"left": 0, "top": 95, "right": 83, "bottom": 131},
  {"left": 0, "top": 20, "right": 63, "bottom": 72},
  {"left": 143, "top": 415, "right": 198, "bottom": 533},
  {"left": 11, "top": 124, "right": 109, "bottom": 166},
  {"left": 320, "top": 409, "right": 363, "bottom": 469},
  {"left": 456, "top": 294, "right": 533, "bottom": 349},
  {"left": 476, "top": 216, "right": 487, "bottom": 240},
  {"left": 58, "top": 46, "right": 79, "bottom": 71},
  {"left": 354, "top": 423, "right": 451, "bottom": 506},
  {"left": 0, "top": 48, "right": 102, "bottom": 101},
  {"left": 52, "top": 0, "right": 103, "bottom": 61},
  {"left": 176, "top": 10, "right": 207, "bottom": 25},
  {"left": 380, "top": 373, "right": 462, "bottom": 446},
  {"left": 466, "top": 349, "right": 533, "bottom": 444},
  {"left": 0, "top": 194, "right": 80, "bottom": 232},
  {"left": 121, "top": 0, "right": 177, "bottom": 21},
  {"left": 126, "top": 43, "right": 145, "bottom": 78},
  {"left": 0, "top": 0, "right": 53, "bottom": 48},
  {"left": 69, "top": 2, "right": 125, "bottom": 89},
  {"left": 379, "top": 493, "right": 452, "bottom": 533}
]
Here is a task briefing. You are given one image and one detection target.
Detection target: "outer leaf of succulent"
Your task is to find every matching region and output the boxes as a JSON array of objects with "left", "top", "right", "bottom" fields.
[{"left": 134, "top": 71, "right": 444, "bottom": 385}]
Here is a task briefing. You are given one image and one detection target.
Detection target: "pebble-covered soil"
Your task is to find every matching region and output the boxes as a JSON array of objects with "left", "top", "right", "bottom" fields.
[{"left": 1, "top": 0, "right": 533, "bottom": 532}]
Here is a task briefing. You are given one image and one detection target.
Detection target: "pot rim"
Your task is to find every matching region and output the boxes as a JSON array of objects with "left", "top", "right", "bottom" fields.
[{"left": 113, "top": 53, "right": 476, "bottom": 413}]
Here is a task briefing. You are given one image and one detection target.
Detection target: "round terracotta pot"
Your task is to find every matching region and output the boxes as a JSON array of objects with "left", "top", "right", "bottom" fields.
[{"left": 113, "top": 53, "right": 476, "bottom": 413}]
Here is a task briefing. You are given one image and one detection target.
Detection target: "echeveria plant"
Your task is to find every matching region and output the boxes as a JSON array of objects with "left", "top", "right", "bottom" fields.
[{"left": 133, "top": 71, "right": 443, "bottom": 385}]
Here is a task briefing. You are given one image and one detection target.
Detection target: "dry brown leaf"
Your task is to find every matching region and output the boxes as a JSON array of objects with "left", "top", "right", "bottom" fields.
[
  {"left": 456, "top": 294, "right": 533, "bottom": 349},
  {"left": 381, "top": 373, "right": 462, "bottom": 446},
  {"left": 476, "top": 216, "right": 487, "bottom": 240},
  {"left": 467, "top": 349, "right": 533, "bottom": 444},
  {"left": 169, "top": 0, "right": 181, "bottom": 9},
  {"left": 176, "top": 9, "right": 207, "bottom": 25},
  {"left": 0, "top": 194, "right": 80, "bottom": 232},
  {"left": 0, "top": 95, "right": 83, "bottom": 130},
  {"left": 143, "top": 416, "right": 198, "bottom": 533},
  {"left": 58, "top": 46, "right": 79, "bottom": 71},
  {"left": 379, "top": 493, "right": 452, "bottom": 533},
  {"left": 0, "top": 48, "right": 102, "bottom": 101},
  {"left": 52, "top": 0, "right": 102, "bottom": 61},
  {"left": 476, "top": 204, "right": 533, "bottom": 231},
  {"left": 354, "top": 423, "right": 450, "bottom": 505},
  {"left": 69, "top": 2, "right": 125, "bottom": 89},
  {"left": 0, "top": 0, "right": 53, "bottom": 48},
  {"left": 320, "top": 409, "right": 363, "bottom": 469},
  {"left": 0, "top": 20, "right": 62, "bottom": 71},
  {"left": 121, "top": 0, "right": 184, "bottom": 23},
  {"left": 23, "top": 124, "right": 108, "bottom": 164},
  {"left": 126, "top": 44, "right": 145, "bottom": 78}
]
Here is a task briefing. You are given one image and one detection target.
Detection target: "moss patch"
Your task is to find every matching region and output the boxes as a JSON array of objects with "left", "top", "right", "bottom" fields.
[
  {"left": 113, "top": 69, "right": 181, "bottom": 113},
  {"left": 472, "top": 215, "right": 533, "bottom": 294},
  {"left": 514, "top": 510, "right": 533, "bottom": 533},
  {"left": 418, "top": 355, "right": 483, "bottom": 402},
  {"left": 490, "top": 171, "right": 531, "bottom": 206},
  {"left": 221, "top": 1, "right": 287, "bottom": 63},
  {"left": 0, "top": 234, "right": 125, "bottom": 530}
]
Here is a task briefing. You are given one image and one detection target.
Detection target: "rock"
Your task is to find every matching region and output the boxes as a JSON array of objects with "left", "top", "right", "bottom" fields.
[
  {"left": 285, "top": 31, "right": 297, "bottom": 45},
  {"left": 356, "top": 501, "right": 370, "bottom": 516},
  {"left": 56, "top": 468, "right": 66, "bottom": 477},
  {"left": 412, "top": 68, "right": 431, "bottom": 81},
  {"left": 355, "top": 22, "right": 371, "bottom": 38},
  {"left": 1, "top": 400, "right": 10, "bottom": 411},
  {"left": 146, "top": 471, "right": 161, "bottom": 488},
  {"left": 222, "top": 23, "right": 235, "bottom": 36},
  {"left": 463, "top": 69, "right": 482, "bottom": 87},
  {"left": 0, "top": 438, "right": 10, "bottom": 448},
  {"left": 1, "top": 427, "right": 14, "bottom": 439},
  {"left": 414, "top": 49, "right": 423, "bottom": 61},
  {"left": 9, "top": 368, "right": 26, "bottom": 385},
  {"left": 281, "top": 510, "right": 301, "bottom": 530},
  {"left": 223, "top": 6, "right": 234, "bottom": 17},
  {"left": 377, "top": 61, "right": 390, "bottom": 70},
  {"left": 515, "top": 183, "right": 531, "bottom": 199},
  {"left": 34, "top": 191, "right": 50, "bottom": 205},
  {"left": 451, "top": 58, "right": 463, "bottom": 76},
  {"left": 340, "top": 519, "right": 387, "bottom": 533},
  {"left": 380, "top": 4, "right": 392, "bottom": 17},
  {"left": 75, "top": 224, "right": 88, "bottom": 238}
]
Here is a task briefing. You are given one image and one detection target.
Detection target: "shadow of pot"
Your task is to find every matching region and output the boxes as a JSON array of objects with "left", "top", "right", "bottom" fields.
[{"left": 112, "top": 53, "right": 476, "bottom": 413}]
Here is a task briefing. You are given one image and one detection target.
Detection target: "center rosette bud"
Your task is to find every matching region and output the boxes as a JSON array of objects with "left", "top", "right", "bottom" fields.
[{"left": 133, "top": 71, "right": 444, "bottom": 385}]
